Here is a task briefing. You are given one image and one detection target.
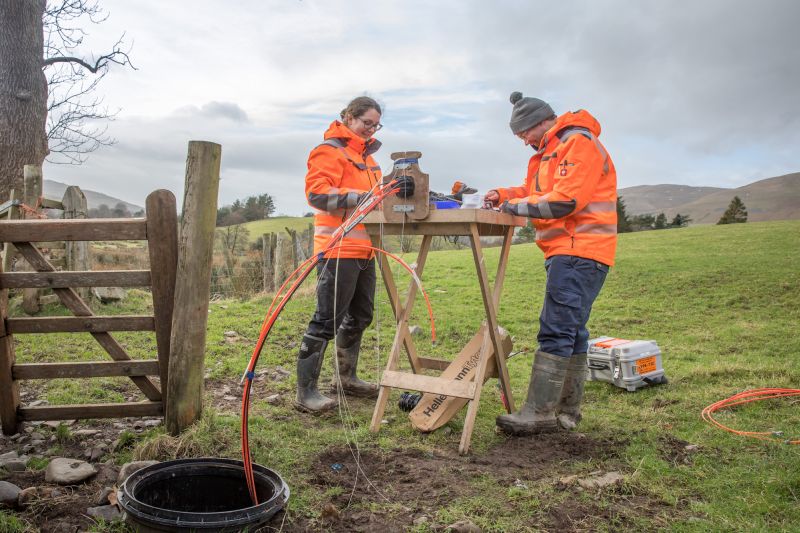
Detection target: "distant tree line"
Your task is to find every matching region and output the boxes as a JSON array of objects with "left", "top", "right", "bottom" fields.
[
  {"left": 617, "top": 196, "right": 691, "bottom": 233},
  {"left": 217, "top": 193, "right": 275, "bottom": 227},
  {"left": 88, "top": 203, "right": 143, "bottom": 218}
]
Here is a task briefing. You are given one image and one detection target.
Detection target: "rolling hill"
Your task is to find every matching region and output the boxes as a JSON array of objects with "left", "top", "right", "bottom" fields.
[
  {"left": 619, "top": 172, "right": 800, "bottom": 224},
  {"left": 43, "top": 179, "right": 143, "bottom": 214}
]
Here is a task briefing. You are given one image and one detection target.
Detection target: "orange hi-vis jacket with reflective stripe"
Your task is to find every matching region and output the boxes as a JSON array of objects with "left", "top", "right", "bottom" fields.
[
  {"left": 496, "top": 110, "right": 617, "bottom": 266},
  {"left": 305, "top": 120, "right": 382, "bottom": 259}
]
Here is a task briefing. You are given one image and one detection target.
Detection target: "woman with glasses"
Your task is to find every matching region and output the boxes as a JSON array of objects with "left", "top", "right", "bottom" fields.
[{"left": 295, "top": 96, "right": 385, "bottom": 413}]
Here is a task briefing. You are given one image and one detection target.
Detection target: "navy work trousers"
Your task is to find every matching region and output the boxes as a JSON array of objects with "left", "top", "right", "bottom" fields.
[
  {"left": 538, "top": 255, "right": 609, "bottom": 357},
  {"left": 305, "top": 258, "right": 376, "bottom": 340}
]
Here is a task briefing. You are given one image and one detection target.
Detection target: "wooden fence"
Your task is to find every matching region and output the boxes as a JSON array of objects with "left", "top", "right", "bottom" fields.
[{"left": 0, "top": 189, "right": 178, "bottom": 435}]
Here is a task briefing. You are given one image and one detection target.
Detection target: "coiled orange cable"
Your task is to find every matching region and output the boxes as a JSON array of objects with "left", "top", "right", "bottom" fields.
[{"left": 701, "top": 388, "right": 800, "bottom": 444}]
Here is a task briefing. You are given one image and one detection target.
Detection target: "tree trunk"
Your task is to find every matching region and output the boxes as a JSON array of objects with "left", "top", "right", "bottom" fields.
[{"left": 0, "top": 0, "right": 48, "bottom": 200}]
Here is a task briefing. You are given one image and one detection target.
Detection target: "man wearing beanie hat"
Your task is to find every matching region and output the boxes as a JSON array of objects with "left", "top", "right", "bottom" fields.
[{"left": 484, "top": 92, "right": 617, "bottom": 435}]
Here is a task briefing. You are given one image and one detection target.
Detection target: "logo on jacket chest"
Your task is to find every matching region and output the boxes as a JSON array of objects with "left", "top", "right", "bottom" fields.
[{"left": 558, "top": 159, "right": 575, "bottom": 176}]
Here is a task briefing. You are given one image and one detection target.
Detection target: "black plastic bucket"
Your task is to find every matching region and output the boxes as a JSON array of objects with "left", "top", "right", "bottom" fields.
[{"left": 117, "top": 458, "right": 289, "bottom": 532}]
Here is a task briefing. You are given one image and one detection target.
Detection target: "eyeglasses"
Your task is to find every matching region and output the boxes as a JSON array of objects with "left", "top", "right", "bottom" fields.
[
  {"left": 358, "top": 117, "right": 383, "bottom": 131},
  {"left": 516, "top": 127, "right": 533, "bottom": 139}
]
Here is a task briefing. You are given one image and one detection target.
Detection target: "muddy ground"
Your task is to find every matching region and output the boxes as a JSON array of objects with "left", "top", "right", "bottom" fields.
[{"left": 1, "top": 378, "right": 685, "bottom": 532}]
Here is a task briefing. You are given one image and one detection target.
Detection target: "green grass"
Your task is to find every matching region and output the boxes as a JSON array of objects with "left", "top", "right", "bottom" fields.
[
  {"left": 238, "top": 216, "right": 315, "bottom": 243},
  {"left": 8, "top": 220, "right": 800, "bottom": 531},
  {"left": 0, "top": 512, "right": 36, "bottom": 533}
]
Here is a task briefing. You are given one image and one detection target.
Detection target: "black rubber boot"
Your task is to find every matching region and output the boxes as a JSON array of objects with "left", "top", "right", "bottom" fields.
[
  {"left": 557, "top": 353, "right": 587, "bottom": 430},
  {"left": 496, "top": 350, "right": 569, "bottom": 435},
  {"left": 294, "top": 334, "right": 337, "bottom": 413},
  {"left": 331, "top": 329, "right": 378, "bottom": 398}
]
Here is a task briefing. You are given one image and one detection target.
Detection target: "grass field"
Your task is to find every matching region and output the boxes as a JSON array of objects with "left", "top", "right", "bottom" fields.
[
  {"left": 4, "top": 220, "right": 800, "bottom": 531},
  {"left": 238, "top": 216, "right": 315, "bottom": 243}
]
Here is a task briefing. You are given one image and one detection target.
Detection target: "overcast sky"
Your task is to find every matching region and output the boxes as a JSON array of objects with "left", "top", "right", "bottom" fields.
[{"left": 43, "top": 0, "right": 800, "bottom": 214}]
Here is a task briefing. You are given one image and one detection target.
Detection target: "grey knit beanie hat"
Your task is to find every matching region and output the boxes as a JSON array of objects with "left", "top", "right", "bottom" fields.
[{"left": 508, "top": 91, "right": 554, "bottom": 134}]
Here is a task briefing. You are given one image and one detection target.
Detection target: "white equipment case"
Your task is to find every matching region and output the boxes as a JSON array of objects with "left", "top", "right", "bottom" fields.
[{"left": 587, "top": 337, "right": 667, "bottom": 391}]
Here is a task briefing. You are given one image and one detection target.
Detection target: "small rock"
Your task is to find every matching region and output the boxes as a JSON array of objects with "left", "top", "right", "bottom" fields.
[
  {"left": 223, "top": 395, "right": 237, "bottom": 401},
  {"left": 577, "top": 471, "right": 625, "bottom": 490},
  {"left": 28, "top": 400, "right": 47, "bottom": 407},
  {"left": 30, "top": 439, "right": 45, "bottom": 447},
  {"left": 92, "top": 286, "right": 127, "bottom": 303},
  {"left": 117, "top": 460, "right": 159, "bottom": 485},
  {"left": 87, "top": 504, "right": 122, "bottom": 522},
  {"left": 513, "top": 479, "right": 528, "bottom": 489},
  {"left": 222, "top": 385, "right": 232, "bottom": 395},
  {"left": 30, "top": 432, "right": 45, "bottom": 441},
  {"left": 270, "top": 366, "right": 291, "bottom": 382},
  {"left": 3, "top": 460, "right": 27, "bottom": 472},
  {"left": 321, "top": 502, "right": 340, "bottom": 522},
  {"left": 0, "top": 451, "right": 19, "bottom": 463},
  {"left": 88, "top": 447, "right": 105, "bottom": 462},
  {"left": 413, "top": 515, "right": 429, "bottom": 526},
  {"left": 447, "top": 519, "right": 482, "bottom": 533},
  {"left": 223, "top": 330, "right": 239, "bottom": 338},
  {"left": 95, "top": 486, "right": 115, "bottom": 506},
  {"left": 143, "top": 419, "right": 162, "bottom": 428},
  {"left": 558, "top": 474, "right": 579, "bottom": 487},
  {"left": 684, "top": 444, "right": 700, "bottom": 453},
  {"left": 265, "top": 394, "right": 281, "bottom": 405},
  {"left": 408, "top": 325, "right": 423, "bottom": 336},
  {"left": 0, "top": 481, "right": 22, "bottom": 509},
  {"left": 73, "top": 429, "right": 101, "bottom": 437},
  {"left": 45, "top": 458, "right": 98, "bottom": 484},
  {"left": 17, "top": 486, "right": 51, "bottom": 507},
  {"left": 42, "top": 421, "right": 62, "bottom": 429}
]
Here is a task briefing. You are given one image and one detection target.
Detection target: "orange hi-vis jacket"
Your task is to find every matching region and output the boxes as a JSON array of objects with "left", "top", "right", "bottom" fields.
[
  {"left": 305, "top": 120, "right": 382, "bottom": 259},
  {"left": 496, "top": 110, "right": 617, "bottom": 266}
]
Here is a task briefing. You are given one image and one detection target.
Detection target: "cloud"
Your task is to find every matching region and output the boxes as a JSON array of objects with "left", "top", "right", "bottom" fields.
[{"left": 43, "top": 0, "right": 800, "bottom": 214}]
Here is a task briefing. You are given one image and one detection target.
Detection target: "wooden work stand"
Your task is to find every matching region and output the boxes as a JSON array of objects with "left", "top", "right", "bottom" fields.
[{"left": 363, "top": 208, "right": 526, "bottom": 454}]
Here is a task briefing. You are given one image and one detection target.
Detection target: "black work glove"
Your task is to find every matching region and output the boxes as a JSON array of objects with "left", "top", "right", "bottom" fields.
[
  {"left": 500, "top": 200, "right": 517, "bottom": 215},
  {"left": 393, "top": 175, "right": 415, "bottom": 198}
]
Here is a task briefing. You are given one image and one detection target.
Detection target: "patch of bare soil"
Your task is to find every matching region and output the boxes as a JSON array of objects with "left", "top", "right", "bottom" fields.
[
  {"left": 262, "top": 432, "right": 675, "bottom": 532},
  {"left": 1, "top": 462, "right": 120, "bottom": 532},
  {"left": 658, "top": 434, "right": 699, "bottom": 466}
]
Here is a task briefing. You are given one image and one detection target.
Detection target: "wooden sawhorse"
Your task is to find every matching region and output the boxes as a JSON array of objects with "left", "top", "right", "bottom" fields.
[{"left": 363, "top": 209, "right": 525, "bottom": 454}]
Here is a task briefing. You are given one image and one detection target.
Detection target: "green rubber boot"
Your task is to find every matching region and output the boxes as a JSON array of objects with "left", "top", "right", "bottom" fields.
[
  {"left": 557, "top": 353, "right": 587, "bottom": 430},
  {"left": 331, "top": 329, "right": 378, "bottom": 398},
  {"left": 496, "top": 350, "right": 569, "bottom": 435},
  {"left": 294, "top": 334, "right": 337, "bottom": 413}
]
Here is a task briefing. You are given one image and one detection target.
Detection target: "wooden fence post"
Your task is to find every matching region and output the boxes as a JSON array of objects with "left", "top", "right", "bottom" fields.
[
  {"left": 166, "top": 141, "right": 221, "bottom": 435},
  {"left": 262, "top": 232, "right": 274, "bottom": 292},
  {"left": 305, "top": 222, "right": 314, "bottom": 259},
  {"left": 274, "top": 231, "right": 294, "bottom": 291},
  {"left": 0, "top": 259, "right": 21, "bottom": 435},
  {"left": 62, "top": 186, "right": 90, "bottom": 299},
  {"left": 21, "top": 165, "right": 42, "bottom": 314},
  {"left": 146, "top": 190, "right": 178, "bottom": 406},
  {"left": 1, "top": 190, "right": 20, "bottom": 273}
]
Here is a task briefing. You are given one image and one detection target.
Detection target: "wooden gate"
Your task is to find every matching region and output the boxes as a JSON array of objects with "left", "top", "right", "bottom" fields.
[{"left": 0, "top": 190, "right": 178, "bottom": 435}]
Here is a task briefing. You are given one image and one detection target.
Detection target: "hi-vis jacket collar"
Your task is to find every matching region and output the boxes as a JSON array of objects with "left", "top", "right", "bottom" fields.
[
  {"left": 537, "top": 109, "right": 602, "bottom": 151},
  {"left": 324, "top": 120, "right": 382, "bottom": 157}
]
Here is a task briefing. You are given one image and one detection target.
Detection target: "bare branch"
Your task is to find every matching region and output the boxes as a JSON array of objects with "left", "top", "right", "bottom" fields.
[
  {"left": 41, "top": 1, "right": 135, "bottom": 164},
  {"left": 43, "top": 49, "right": 134, "bottom": 73}
]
